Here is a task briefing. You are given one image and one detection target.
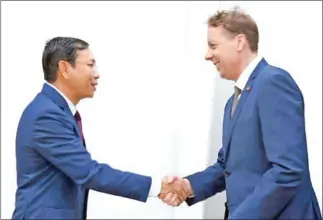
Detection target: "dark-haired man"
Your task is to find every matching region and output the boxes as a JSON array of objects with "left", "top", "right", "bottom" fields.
[{"left": 12, "top": 37, "right": 188, "bottom": 219}]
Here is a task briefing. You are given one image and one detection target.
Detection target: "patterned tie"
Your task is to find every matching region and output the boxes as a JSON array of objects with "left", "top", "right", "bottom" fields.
[
  {"left": 74, "top": 111, "right": 85, "bottom": 144},
  {"left": 231, "top": 86, "right": 241, "bottom": 117}
]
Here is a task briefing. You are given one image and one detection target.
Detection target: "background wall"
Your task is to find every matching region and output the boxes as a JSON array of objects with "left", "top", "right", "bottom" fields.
[{"left": 1, "top": 1, "right": 321, "bottom": 219}]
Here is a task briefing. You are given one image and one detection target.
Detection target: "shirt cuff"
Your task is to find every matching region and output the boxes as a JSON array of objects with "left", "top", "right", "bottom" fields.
[
  {"left": 185, "top": 178, "right": 195, "bottom": 198},
  {"left": 148, "top": 176, "right": 162, "bottom": 197},
  {"left": 188, "top": 194, "right": 195, "bottom": 198}
]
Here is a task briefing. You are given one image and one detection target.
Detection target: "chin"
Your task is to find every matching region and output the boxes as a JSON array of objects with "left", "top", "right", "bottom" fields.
[
  {"left": 219, "top": 72, "right": 226, "bottom": 79},
  {"left": 83, "top": 92, "right": 95, "bottom": 99},
  {"left": 219, "top": 72, "right": 232, "bottom": 80}
]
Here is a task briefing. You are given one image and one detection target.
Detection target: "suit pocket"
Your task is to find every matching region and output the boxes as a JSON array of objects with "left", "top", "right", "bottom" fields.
[{"left": 41, "top": 207, "right": 75, "bottom": 219}]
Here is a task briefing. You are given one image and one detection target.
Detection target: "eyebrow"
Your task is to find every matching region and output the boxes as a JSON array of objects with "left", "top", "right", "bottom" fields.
[
  {"left": 89, "top": 59, "right": 96, "bottom": 64},
  {"left": 208, "top": 42, "right": 218, "bottom": 47}
]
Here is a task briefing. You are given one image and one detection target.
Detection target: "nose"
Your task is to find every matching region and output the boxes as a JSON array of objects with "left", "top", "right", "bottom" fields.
[
  {"left": 205, "top": 49, "right": 212, "bottom": 61},
  {"left": 93, "top": 70, "right": 100, "bottom": 79}
]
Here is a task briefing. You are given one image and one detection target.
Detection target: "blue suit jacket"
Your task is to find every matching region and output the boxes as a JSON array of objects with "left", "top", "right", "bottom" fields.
[
  {"left": 186, "top": 59, "right": 322, "bottom": 219},
  {"left": 12, "top": 83, "right": 152, "bottom": 219}
]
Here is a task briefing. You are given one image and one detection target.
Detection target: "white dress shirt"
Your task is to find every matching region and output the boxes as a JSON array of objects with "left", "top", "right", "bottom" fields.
[
  {"left": 46, "top": 82, "right": 161, "bottom": 197},
  {"left": 235, "top": 55, "right": 263, "bottom": 98},
  {"left": 46, "top": 82, "right": 77, "bottom": 115}
]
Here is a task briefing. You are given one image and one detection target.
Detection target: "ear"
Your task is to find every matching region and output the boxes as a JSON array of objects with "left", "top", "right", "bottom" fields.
[
  {"left": 57, "top": 60, "right": 70, "bottom": 79},
  {"left": 236, "top": 34, "right": 246, "bottom": 52}
]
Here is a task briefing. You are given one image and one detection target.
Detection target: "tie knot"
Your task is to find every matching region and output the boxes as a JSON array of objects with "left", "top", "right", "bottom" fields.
[
  {"left": 74, "top": 110, "right": 84, "bottom": 143},
  {"left": 234, "top": 86, "right": 241, "bottom": 96},
  {"left": 74, "top": 111, "right": 81, "bottom": 121}
]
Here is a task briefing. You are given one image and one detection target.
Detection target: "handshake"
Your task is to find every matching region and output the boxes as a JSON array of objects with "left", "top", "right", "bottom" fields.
[{"left": 158, "top": 176, "right": 193, "bottom": 207}]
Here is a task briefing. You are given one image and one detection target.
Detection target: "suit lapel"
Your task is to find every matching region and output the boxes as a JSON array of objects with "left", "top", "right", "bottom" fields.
[
  {"left": 41, "top": 83, "right": 82, "bottom": 140},
  {"left": 231, "top": 83, "right": 253, "bottom": 122},
  {"left": 223, "top": 59, "right": 268, "bottom": 157}
]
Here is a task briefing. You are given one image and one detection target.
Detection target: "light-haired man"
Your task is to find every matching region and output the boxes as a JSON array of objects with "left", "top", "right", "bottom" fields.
[{"left": 159, "top": 8, "right": 322, "bottom": 220}]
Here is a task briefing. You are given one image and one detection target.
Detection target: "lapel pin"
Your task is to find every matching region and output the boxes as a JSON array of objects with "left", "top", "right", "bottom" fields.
[{"left": 245, "top": 86, "right": 252, "bottom": 92}]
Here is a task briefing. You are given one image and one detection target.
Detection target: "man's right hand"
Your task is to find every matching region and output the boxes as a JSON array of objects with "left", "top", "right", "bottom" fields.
[{"left": 158, "top": 176, "right": 193, "bottom": 206}]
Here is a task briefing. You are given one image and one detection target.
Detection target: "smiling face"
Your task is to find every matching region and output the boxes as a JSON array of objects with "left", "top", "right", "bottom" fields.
[
  {"left": 205, "top": 26, "right": 242, "bottom": 81},
  {"left": 58, "top": 48, "right": 100, "bottom": 103},
  {"left": 204, "top": 9, "right": 259, "bottom": 81},
  {"left": 67, "top": 48, "right": 99, "bottom": 99}
]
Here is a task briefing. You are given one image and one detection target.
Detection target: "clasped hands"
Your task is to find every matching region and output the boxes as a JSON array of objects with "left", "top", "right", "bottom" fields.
[{"left": 158, "top": 176, "right": 193, "bottom": 207}]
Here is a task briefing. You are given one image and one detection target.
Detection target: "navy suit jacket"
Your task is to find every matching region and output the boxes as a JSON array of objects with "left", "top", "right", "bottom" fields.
[
  {"left": 186, "top": 59, "right": 322, "bottom": 219},
  {"left": 12, "top": 83, "right": 152, "bottom": 219}
]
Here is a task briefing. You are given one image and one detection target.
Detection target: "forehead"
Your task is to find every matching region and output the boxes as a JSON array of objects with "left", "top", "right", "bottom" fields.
[
  {"left": 207, "top": 26, "right": 231, "bottom": 43},
  {"left": 75, "top": 48, "right": 95, "bottom": 61}
]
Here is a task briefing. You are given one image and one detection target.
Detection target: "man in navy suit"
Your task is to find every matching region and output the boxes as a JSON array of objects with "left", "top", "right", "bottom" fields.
[
  {"left": 12, "top": 37, "right": 189, "bottom": 219},
  {"left": 160, "top": 8, "right": 322, "bottom": 219}
]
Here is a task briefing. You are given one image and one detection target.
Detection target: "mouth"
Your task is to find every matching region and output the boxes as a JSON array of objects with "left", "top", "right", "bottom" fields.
[
  {"left": 91, "top": 83, "right": 98, "bottom": 90},
  {"left": 214, "top": 61, "right": 220, "bottom": 70}
]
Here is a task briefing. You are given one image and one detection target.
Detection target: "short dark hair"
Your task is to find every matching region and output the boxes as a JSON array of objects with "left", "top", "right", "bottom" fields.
[
  {"left": 207, "top": 7, "right": 259, "bottom": 52},
  {"left": 42, "top": 37, "right": 89, "bottom": 82}
]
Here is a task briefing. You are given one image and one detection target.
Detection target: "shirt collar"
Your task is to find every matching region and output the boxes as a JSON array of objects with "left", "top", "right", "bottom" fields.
[
  {"left": 235, "top": 55, "right": 263, "bottom": 91},
  {"left": 46, "top": 82, "right": 77, "bottom": 115}
]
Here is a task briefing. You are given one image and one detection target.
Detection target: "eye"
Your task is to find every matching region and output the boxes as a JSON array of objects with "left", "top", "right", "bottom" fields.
[
  {"left": 87, "top": 63, "right": 94, "bottom": 68},
  {"left": 209, "top": 44, "right": 217, "bottom": 50}
]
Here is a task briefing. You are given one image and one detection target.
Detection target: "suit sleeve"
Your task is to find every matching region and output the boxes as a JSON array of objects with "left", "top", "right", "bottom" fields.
[
  {"left": 32, "top": 111, "right": 152, "bottom": 202},
  {"left": 229, "top": 71, "right": 308, "bottom": 219},
  {"left": 185, "top": 147, "right": 226, "bottom": 206}
]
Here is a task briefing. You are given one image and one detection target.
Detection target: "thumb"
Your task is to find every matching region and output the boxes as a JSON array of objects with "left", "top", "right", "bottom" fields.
[{"left": 167, "top": 175, "right": 180, "bottom": 183}]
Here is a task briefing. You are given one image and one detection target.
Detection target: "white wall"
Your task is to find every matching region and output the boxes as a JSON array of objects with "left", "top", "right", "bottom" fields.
[
  {"left": 172, "top": 1, "right": 227, "bottom": 218},
  {"left": 1, "top": 1, "right": 321, "bottom": 219}
]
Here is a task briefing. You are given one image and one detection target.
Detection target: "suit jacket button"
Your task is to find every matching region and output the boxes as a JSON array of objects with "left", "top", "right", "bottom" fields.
[{"left": 225, "top": 170, "right": 231, "bottom": 177}]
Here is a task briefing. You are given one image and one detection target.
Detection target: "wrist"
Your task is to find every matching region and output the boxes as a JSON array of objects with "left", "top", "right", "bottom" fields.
[{"left": 184, "top": 178, "right": 194, "bottom": 197}]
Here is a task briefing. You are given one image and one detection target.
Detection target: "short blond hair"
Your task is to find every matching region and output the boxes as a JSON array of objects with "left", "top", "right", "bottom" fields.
[{"left": 207, "top": 7, "right": 259, "bottom": 52}]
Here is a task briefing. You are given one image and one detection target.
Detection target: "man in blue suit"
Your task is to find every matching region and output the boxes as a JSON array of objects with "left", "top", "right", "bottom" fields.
[
  {"left": 12, "top": 37, "right": 189, "bottom": 219},
  {"left": 160, "top": 9, "right": 322, "bottom": 219}
]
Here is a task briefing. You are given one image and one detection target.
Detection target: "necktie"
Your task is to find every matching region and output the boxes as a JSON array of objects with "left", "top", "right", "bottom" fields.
[
  {"left": 74, "top": 111, "right": 85, "bottom": 143},
  {"left": 231, "top": 86, "right": 241, "bottom": 117},
  {"left": 74, "top": 111, "right": 88, "bottom": 219}
]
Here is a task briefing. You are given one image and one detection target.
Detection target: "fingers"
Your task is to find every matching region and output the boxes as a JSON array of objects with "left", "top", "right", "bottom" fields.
[
  {"left": 159, "top": 190, "right": 183, "bottom": 205},
  {"left": 167, "top": 177, "right": 189, "bottom": 201},
  {"left": 161, "top": 192, "right": 180, "bottom": 207},
  {"left": 163, "top": 175, "right": 180, "bottom": 184},
  {"left": 170, "top": 175, "right": 180, "bottom": 183},
  {"left": 163, "top": 192, "right": 174, "bottom": 203},
  {"left": 174, "top": 184, "right": 186, "bottom": 202},
  {"left": 170, "top": 194, "right": 180, "bottom": 206},
  {"left": 159, "top": 175, "right": 190, "bottom": 206}
]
